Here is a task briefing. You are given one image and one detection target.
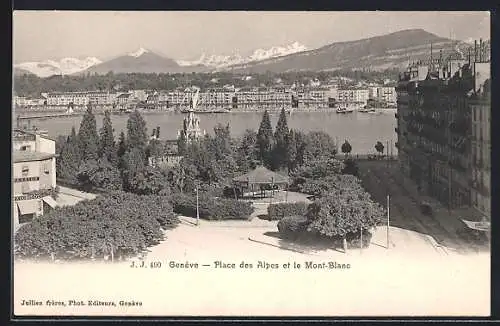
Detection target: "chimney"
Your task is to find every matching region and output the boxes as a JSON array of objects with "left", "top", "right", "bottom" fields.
[
  {"left": 474, "top": 40, "right": 478, "bottom": 62},
  {"left": 479, "top": 38, "right": 483, "bottom": 62}
]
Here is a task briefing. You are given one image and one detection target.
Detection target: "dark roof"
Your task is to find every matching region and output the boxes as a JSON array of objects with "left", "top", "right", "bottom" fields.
[
  {"left": 233, "top": 166, "right": 290, "bottom": 185},
  {"left": 13, "top": 150, "right": 55, "bottom": 163}
]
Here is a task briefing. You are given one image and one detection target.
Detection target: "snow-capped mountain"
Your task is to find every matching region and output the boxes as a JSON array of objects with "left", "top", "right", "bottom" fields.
[
  {"left": 83, "top": 47, "right": 195, "bottom": 74},
  {"left": 128, "top": 47, "right": 149, "bottom": 58},
  {"left": 14, "top": 57, "right": 102, "bottom": 77},
  {"left": 177, "top": 41, "right": 308, "bottom": 68}
]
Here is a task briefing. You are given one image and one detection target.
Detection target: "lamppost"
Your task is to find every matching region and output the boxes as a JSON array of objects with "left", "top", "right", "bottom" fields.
[
  {"left": 386, "top": 194, "right": 390, "bottom": 249},
  {"left": 196, "top": 184, "right": 200, "bottom": 226}
]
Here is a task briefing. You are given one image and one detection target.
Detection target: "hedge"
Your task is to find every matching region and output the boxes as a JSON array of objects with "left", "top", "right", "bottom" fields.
[
  {"left": 14, "top": 191, "right": 179, "bottom": 261},
  {"left": 277, "top": 215, "right": 310, "bottom": 239},
  {"left": 267, "top": 202, "right": 309, "bottom": 221},
  {"left": 170, "top": 192, "right": 254, "bottom": 220}
]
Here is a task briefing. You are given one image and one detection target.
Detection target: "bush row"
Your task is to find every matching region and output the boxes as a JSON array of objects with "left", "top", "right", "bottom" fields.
[
  {"left": 170, "top": 192, "right": 254, "bottom": 220},
  {"left": 15, "top": 191, "right": 179, "bottom": 261},
  {"left": 267, "top": 202, "right": 309, "bottom": 221},
  {"left": 277, "top": 215, "right": 373, "bottom": 248}
]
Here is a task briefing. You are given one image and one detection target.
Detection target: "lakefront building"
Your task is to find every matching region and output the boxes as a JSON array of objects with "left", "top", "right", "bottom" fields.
[
  {"left": 12, "top": 128, "right": 58, "bottom": 227},
  {"left": 337, "top": 88, "right": 370, "bottom": 106},
  {"left": 395, "top": 40, "right": 490, "bottom": 219}
]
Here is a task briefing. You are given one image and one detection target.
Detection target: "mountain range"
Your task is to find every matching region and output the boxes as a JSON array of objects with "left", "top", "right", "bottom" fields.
[
  {"left": 14, "top": 57, "right": 102, "bottom": 77},
  {"left": 14, "top": 29, "right": 479, "bottom": 77}
]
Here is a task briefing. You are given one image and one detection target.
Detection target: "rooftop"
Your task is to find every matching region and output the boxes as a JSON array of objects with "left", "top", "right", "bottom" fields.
[{"left": 13, "top": 128, "right": 55, "bottom": 141}]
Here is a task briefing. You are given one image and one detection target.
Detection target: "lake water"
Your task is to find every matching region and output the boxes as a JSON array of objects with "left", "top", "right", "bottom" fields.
[{"left": 15, "top": 110, "right": 398, "bottom": 155}]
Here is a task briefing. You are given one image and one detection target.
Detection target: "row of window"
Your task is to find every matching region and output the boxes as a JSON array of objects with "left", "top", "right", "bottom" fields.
[
  {"left": 20, "top": 164, "right": 51, "bottom": 176},
  {"left": 14, "top": 176, "right": 39, "bottom": 182}
]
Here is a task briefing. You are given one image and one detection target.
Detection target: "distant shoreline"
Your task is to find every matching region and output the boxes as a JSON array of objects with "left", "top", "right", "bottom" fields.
[{"left": 15, "top": 107, "right": 397, "bottom": 117}]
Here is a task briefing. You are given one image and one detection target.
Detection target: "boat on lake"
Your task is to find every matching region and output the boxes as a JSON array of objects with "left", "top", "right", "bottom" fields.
[
  {"left": 336, "top": 103, "right": 356, "bottom": 113},
  {"left": 358, "top": 106, "right": 376, "bottom": 113}
]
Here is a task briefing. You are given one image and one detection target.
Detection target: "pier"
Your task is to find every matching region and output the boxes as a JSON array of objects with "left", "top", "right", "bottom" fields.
[{"left": 17, "top": 112, "right": 84, "bottom": 121}]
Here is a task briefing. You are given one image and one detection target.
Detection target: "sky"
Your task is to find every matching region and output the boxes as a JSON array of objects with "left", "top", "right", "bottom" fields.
[{"left": 13, "top": 11, "right": 490, "bottom": 63}]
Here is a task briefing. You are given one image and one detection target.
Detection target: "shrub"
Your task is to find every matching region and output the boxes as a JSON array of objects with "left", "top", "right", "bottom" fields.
[
  {"left": 170, "top": 192, "right": 254, "bottom": 220},
  {"left": 305, "top": 191, "right": 384, "bottom": 240},
  {"left": 267, "top": 202, "right": 309, "bottom": 221},
  {"left": 14, "top": 191, "right": 179, "bottom": 261},
  {"left": 277, "top": 215, "right": 309, "bottom": 239},
  {"left": 345, "top": 230, "right": 373, "bottom": 249},
  {"left": 223, "top": 186, "right": 242, "bottom": 199}
]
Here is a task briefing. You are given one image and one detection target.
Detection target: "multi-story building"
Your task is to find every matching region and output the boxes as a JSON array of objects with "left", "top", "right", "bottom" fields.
[
  {"left": 377, "top": 86, "right": 397, "bottom": 105},
  {"left": 116, "top": 93, "right": 133, "bottom": 109},
  {"left": 199, "top": 88, "right": 235, "bottom": 109},
  {"left": 130, "top": 90, "right": 148, "bottom": 102},
  {"left": 337, "top": 88, "right": 370, "bottom": 106},
  {"left": 12, "top": 128, "right": 58, "bottom": 227},
  {"left": 234, "top": 87, "right": 293, "bottom": 109},
  {"left": 45, "top": 91, "right": 116, "bottom": 107},
  {"left": 46, "top": 92, "right": 88, "bottom": 106},
  {"left": 13, "top": 96, "right": 27, "bottom": 107},
  {"left": 395, "top": 42, "right": 490, "bottom": 219},
  {"left": 87, "top": 91, "right": 116, "bottom": 106},
  {"left": 368, "top": 86, "right": 379, "bottom": 99},
  {"left": 469, "top": 69, "right": 491, "bottom": 218}
]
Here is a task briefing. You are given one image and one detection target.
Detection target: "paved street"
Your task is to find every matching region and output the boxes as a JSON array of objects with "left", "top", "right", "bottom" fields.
[{"left": 357, "top": 160, "right": 490, "bottom": 254}]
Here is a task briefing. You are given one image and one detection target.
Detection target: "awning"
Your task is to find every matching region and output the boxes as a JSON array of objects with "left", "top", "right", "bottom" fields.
[
  {"left": 42, "top": 196, "right": 58, "bottom": 209},
  {"left": 17, "top": 200, "right": 39, "bottom": 215},
  {"left": 462, "top": 220, "right": 490, "bottom": 232}
]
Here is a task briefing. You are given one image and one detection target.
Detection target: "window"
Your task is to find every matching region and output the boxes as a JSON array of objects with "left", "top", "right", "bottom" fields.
[
  {"left": 20, "top": 145, "right": 31, "bottom": 151},
  {"left": 38, "top": 200, "right": 43, "bottom": 212},
  {"left": 22, "top": 166, "right": 29, "bottom": 176}
]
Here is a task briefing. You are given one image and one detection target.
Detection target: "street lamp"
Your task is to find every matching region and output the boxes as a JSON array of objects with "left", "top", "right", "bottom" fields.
[
  {"left": 386, "top": 194, "right": 390, "bottom": 249},
  {"left": 196, "top": 184, "right": 200, "bottom": 226}
]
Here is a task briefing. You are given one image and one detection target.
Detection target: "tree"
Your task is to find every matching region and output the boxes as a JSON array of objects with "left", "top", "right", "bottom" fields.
[
  {"left": 293, "top": 130, "right": 307, "bottom": 167},
  {"left": 116, "top": 131, "right": 127, "bottom": 172},
  {"left": 77, "top": 105, "right": 99, "bottom": 161},
  {"left": 273, "top": 107, "right": 289, "bottom": 170},
  {"left": 303, "top": 131, "right": 337, "bottom": 162},
  {"left": 57, "top": 127, "right": 81, "bottom": 183},
  {"left": 211, "top": 123, "right": 232, "bottom": 160},
  {"left": 177, "top": 132, "right": 187, "bottom": 156},
  {"left": 99, "top": 110, "right": 118, "bottom": 165},
  {"left": 375, "top": 141, "right": 385, "bottom": 156},
  {"left": 166, "top": 161, "right": 198, "bottom": 194},
  {"left": 287, "top": 129, "right": 298, "bottom": 172},
  {"left": 305, "top": 187, "right": 384, "bottom": 240},
  {"left": 146, "top": 139, "right": 164, "bottom": 160},
  {"left": 256, "top": 110, "right": 274, "bottom": 167},
  {"left": 126, "top": 109, "right": 148, "bottom": 154},
  {"left": 341, "top": 140, "right": 352, "bottom": 157},
  {"left": 236, "top": 129, "right": 258, "bottom": 172},
  {"left": 15, "top": 192, "right": 178, "bottom": 261},
  {"left": 127, "top": 166, "right": 171, "bottom": 196},
  {"left": 121, "top": 148, "right": 146, "bottom": 192},
  {"left": 77, "top": 158, "right": 122, "bottom": 192}
]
